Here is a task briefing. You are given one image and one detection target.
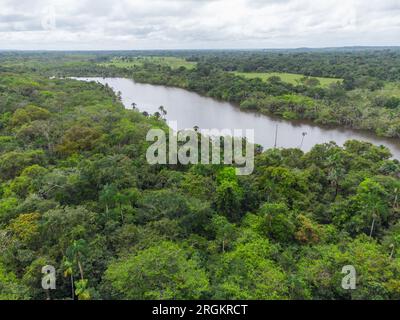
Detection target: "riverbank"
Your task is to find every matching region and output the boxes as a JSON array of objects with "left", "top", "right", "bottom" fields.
[{"left": 75, "top": 77, "right": 400, "bottom": 159}]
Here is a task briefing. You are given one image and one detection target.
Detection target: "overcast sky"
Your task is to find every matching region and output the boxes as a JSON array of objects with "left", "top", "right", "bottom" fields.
[{"left": 0, "top": 0, "right": 399, "bottom": 50}]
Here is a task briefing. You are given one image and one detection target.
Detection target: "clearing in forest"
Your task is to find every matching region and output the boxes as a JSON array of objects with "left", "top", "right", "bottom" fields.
[
  {"left": 233, "top": 71, "right": 342, "bottom": 87},
  {"left": 99, "top": 56, "right": 197, "bottom": 70}
]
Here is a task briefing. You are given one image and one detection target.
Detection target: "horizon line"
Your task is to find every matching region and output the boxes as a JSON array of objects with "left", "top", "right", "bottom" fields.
[{"left": 1, "top": 45, "right": 400, "bottom": 52}]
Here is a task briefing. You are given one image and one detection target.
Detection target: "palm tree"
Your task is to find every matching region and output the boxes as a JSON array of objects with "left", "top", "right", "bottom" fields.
[
  {"left": 158, "top": 106, "right": 167, "bottom": 119},
  {"left": 154, "top": 111, "right": 161, "bottom": 119},
  {"left": 67, "top": 239, "right": 87, "bottom": 281},
  {"left": 131, "top": 102, "right": 137, "bottom": 110},
  {"left": 327, "top": 153, "right": 345, "bottom": 198},
  {"left": 369, "top": 213, "right": 377, "bottom": 238},
  {"left": 117, "top": 91, "right": 122, "bottom": 101},
  {"left": 274, "top": 125, "right": 278, "bottom": 148},
  {"left": 63, "top": 259, "right": 75, "bottom": 300},
  {"left": 357, "top": 179, "right": 388, "bottom": 238},
  {"left": 299, "top": 132, "right": 307, "bottom": 149},
  {"left": 393, "top": 188, "right": 399, "bottom": 209},
  {"left": 389, "top": 244, "right": 395, "bottom": 259},
  {"left": 63, "top": 239, "right": 89, "bottom": 300}
]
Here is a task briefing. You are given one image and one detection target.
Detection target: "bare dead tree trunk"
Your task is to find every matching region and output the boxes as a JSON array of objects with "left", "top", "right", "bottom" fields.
[
  {"left": 369, "top": 216, "right": 376, "bottom": 238},
  {"left": 71, "top": 274, "right": 75, "bottom": 300},
  {"left": 77, "top": 259, "right": 84, "bottom": 281}
]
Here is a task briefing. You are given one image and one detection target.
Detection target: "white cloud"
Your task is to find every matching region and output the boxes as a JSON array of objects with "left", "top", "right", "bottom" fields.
[{"left": 0, "top": 0, "right": 399, "bottom": 49}]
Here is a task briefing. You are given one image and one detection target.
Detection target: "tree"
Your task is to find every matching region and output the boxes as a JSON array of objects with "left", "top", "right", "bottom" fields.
[
  {"left": 0, "top": 262, "right": 29, "bottom": 300},
  {"left": 11, "top": 105, "right": 50, "bottom": 127},
  {"left": 257, "top": 166, "right": 309, "bottom": 210},
  {"left": 215, "top": 168, "right": 243, "bottom": 221},
  {"left": 216, "top": 180, "right": 243, "bottom": 222},
  {"left": 56, "top": 125, "right": 101, "bottom": 156},
  {"left": 158, "top": 105, "right": 167, "bottom": 119},
  {"left": 210, "top": 215, "right": 236, "bottom": 253},
  {"left": 0, "top": 150, "right": 45, "bottom": 181},
  {"left": 41, "top": 206, "right": 98, "bottom": 250},
  {"left": 66, "top": 239, "right": 91, "bottom": 300},
  {"left": 213, "top": 239, "right": 288, "bottom": 299},
  {"left": 21, "top": 257, "right": 54, "bottom": 300},
  {"left": 301, "top": 76, "right": 321, "bottom": 87},
  {"left": 8, "top": 212, "right": 41, "bottom": 244},
  {"left": 327, "top": 151, "right": 346, "bottom": 198},
  {"left": 354, "top": 178, "right": 389, "bottom": 238},
  {"left": 99, "top": 184, "right": 118, "bottom": 215},
  {"left": 153, "top": 111, "right": 162, "bottom": 119},
  {"left": 298, "top": 236, "right": 400, "bottom": 300},
  {"left": 104, "top": 241, "right": 209, "bottom": 299},
  {"left": 9, "top": 165, "right": 47, "bottom": 198},
  {"left": 294, "top": 214, "right": 321, "bottom": 245},
  {"left": 63, "top": 258, "right": 75, "bottom": 300},
  {"left": 259, "top": 203, "right": 295, "bottom": 243}
]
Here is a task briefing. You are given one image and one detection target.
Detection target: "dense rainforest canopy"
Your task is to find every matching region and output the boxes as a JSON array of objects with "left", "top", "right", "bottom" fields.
[{"left": 0, "top": 50, "right": 400, "bottom": 300}]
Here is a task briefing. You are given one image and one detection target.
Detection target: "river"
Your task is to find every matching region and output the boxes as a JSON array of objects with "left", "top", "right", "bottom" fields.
[{"left": 75, "top": 77, "right": 400, "bottom": 159}]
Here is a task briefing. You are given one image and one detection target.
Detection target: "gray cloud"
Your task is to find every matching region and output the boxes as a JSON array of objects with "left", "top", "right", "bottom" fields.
[{"left": 0, "top": 0, "right": 399, "bottom": 49}]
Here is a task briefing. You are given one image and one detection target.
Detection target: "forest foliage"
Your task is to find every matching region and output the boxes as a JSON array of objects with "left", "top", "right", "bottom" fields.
[
  {"left": 8, "top": 49, "right": 399, "bottom": 138},
  {"left": 1, "top": 50, "right": 400, "bottom": 300}
]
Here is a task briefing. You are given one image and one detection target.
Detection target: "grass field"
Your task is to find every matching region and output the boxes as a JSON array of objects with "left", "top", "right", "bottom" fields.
[
  {"left": 233, "top": 71, "right": 342, "bottom": 87},
  {"left": 99, "top": 57, "right": 197, "bottom": 70}
]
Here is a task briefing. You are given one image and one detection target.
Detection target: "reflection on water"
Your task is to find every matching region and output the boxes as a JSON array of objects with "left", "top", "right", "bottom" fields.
[{"left": 76, "top": 77, "right": 400, "bottom": 159}]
